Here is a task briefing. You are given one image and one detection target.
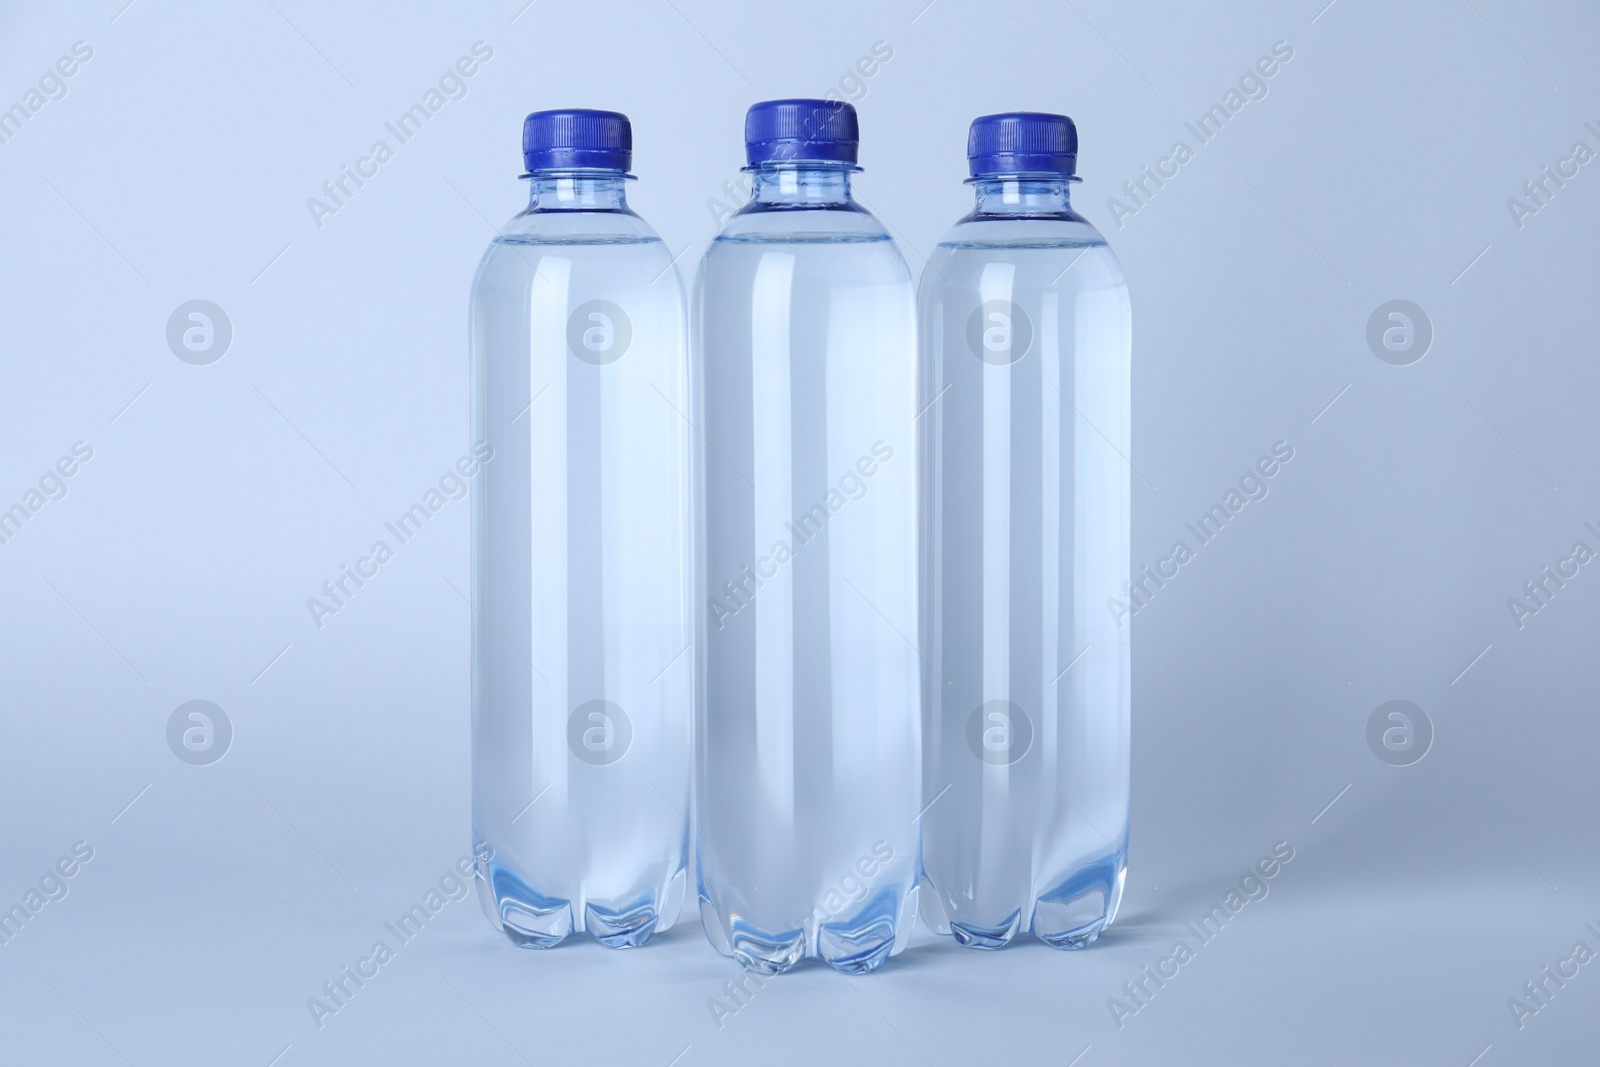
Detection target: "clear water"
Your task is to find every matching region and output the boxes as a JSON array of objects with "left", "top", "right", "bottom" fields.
[
  {"left": 469, "top": 176, "right": 691, "bottom": 948},
  {"left": 917, "top": 185, "right": 1132, "bottom": 949},
  {"left": 693, "top": 168, "right": 921, "bottom": 974}
]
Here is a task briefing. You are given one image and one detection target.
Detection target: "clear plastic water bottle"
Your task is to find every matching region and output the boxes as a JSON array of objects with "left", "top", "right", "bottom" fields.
[
  {"left": 694, "top": 99, "right": 920, "bottom": 974},
  {"left": 917, "top": 113, "right": 1131, "bottom": 949},
  {"left": 469, "top": 110, "right": 691, "bottom": 948}
]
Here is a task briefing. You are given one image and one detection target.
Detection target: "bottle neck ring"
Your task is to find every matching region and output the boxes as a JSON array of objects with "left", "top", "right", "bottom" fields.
[
  {"left": 525, "top": 170, "right": 631, "bottom": 212},
  {"left": 969, "top": 176, "right": 1076, "bottom": 218},
  {"left": 746, "top": 162, "right": 857, "bottom": 209}
]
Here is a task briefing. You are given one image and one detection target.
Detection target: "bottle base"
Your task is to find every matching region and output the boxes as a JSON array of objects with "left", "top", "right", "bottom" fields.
[
  {"left": 699, "top": 883, "right": 917, "bottom": 974},
  {"left": 584, "top": 899, "right": 663, "bottom": 949},
  {"left": 925, "top": 852, "right": 1127, "bottom": 950},
  {"left": 950, "top": 909, "right": 1024, "bottom": 950},
  {"left": 1032, "top": 854, "right": 1126, "bottom": 950},
  {"left": 480, "top": 861, "right": 685, "bottom": 950}
]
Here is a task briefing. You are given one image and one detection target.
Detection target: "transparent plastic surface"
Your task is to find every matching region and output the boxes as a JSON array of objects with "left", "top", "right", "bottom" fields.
[
  {"left": 917, "top": 178, "right": 1131, "bottom": 949},
  {"left": 469, "top": 173, "right": 691, "bottom": 948},
  {"left": 693, "top": 165, "right": 921, "bottom": 973}
]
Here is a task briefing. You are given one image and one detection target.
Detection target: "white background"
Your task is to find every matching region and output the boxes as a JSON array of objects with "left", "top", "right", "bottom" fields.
[{"left": 1, "top": 1, "right": 1597, "bottom": 1064}]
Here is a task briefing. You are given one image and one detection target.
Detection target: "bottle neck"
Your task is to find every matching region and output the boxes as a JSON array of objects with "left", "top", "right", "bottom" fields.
[
  {"left": 526, "top": 171, "right": 630, "bottom": 212},
  {"left": 747, "top": 163, "right": 856, "bottom": 210},
  {"left": 970, "top": 176, "right": 1076, "bottom": 219}
]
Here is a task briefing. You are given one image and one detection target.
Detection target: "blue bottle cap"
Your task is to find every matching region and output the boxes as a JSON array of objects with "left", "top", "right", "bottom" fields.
[
  {"left": 522, "top": 109, "right": 632, "bottom": 173},
  {"left": 967, "top": 112, "right": 1077, "bottom": 178},
  {"left": 744, "top": 99, "right": 859, "bottom": 166}
]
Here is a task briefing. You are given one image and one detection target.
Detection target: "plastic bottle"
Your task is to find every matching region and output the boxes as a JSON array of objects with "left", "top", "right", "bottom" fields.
[
  {"left": 694, "top": 99, "right": 920, "bottom": 974},
  {"left": 917, "top": 112, "right": 1131, "bottom": 949},
  {"left": 469, "top": 109, "right": 691, "bottom": 948}
]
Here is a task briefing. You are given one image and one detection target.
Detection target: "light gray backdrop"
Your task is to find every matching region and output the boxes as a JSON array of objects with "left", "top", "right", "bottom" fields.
[{"left": 2, "top": 0, "right": 1597, "bottom": 1064}]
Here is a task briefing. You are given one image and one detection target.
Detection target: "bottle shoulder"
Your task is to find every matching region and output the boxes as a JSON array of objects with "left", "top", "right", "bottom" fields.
[
  {"left": 473, "top": 209, "right": 684, "bottom": 296},
  {"left": 935, "top": 213, "right": 1111, "bottom": 251},
  {"left": 923, "top": 215, "right": 1125, "bottom": 293},
  {"left": 711, "top": 203, "right": 892, "bottom": 245},
  {"left": 494, "top": 206, "right": 665, "bottom": 246}
]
